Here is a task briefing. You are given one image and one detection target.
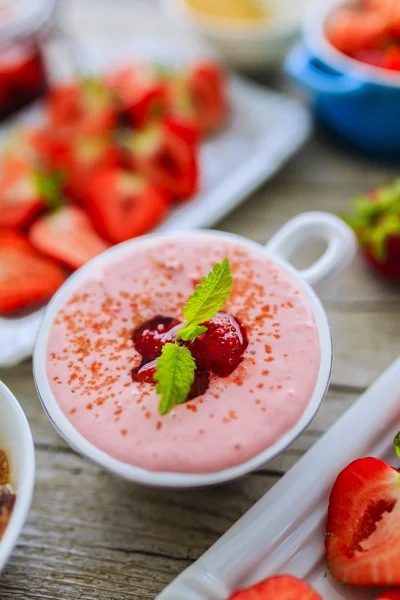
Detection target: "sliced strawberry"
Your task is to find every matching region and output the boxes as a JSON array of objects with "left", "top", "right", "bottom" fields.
[
  {"left": 29, "top": 205, "right": 109, "bottom": 271},
  {"left": 187, "top": 61, "right": 228, "bottom": 136},
  {"left": 326, "top": 7, "right": 389, "bottom": 54},
  {"left": 163, "top": 114, "right": 199, "bottom": 147},
  {"left": 228, "top": 575, "right": 322, "bottom": 600},
  {"left": 125, "top": 122, "right": 199, "bottom": 200},
  {"left": 383, "top": 46, "right": 400, "bottom": 71},
  {"left": 326, "top": 457, "right": 400, "bottom": 586},
  {"left": 0, "top": 242, "right": 65, "bottom": 314},
  {"left": 0, "top": 229, "right": 33, "bottom": 253},
  {"left": 107, "top": 65, "right": 167, "bottom": 128},
  {"left": 0, "top": 157, "right": 46, "bottom": 228},
  {"left": 343, "top": 179, "right": 400, "bottom": 280},
  {"left": 164, "top": 74, "right": 200, "bottom": 144},
  {"left": 47, "top": 78, "right": 117, "bottom": 136},
  {"left": 84, "top": 168, "right": 170, "bottom": 243},
  {"left": 42, "top": 133, "right": 122, "bottom": 201},
  {"left": 377, "top": 591, "right": 400, "bottom": 600}
]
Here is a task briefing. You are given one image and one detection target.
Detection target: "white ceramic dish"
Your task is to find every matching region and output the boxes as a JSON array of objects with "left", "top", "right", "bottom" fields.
[
  {"left": 163, "top": 0, "right": 311, "bottom": 71},
  {"left": 157, "top": 356, "right": 400, "bottom": 600},
  {"left": 0, "top": 381, "right": 35, "bottom": 573},
  {"left": 0, "top": 72, "right": 311, "bottom": 369},
  {"left": 33, "top": 211, "right": 356, "bottom": 488}
]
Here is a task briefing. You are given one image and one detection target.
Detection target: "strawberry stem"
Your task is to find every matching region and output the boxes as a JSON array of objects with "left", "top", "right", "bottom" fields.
[{"left": 394, "top": 432, "right": 400, "bottom": 460}]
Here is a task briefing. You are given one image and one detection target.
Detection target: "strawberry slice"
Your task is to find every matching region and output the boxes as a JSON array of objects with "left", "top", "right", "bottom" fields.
[
  {"left": 228, "top": 575, "right": 322, "bottom": 600},
  {"left": 0, "top": 157, "right": 46, "bottom": 228},
  {"left": 326, "top": 456, "right": 400, "bottom": 586},
  {"left": 187, "top": 61, "right": 228, "bottom": 136},
  {"left": 164, "top": 74, "right": 200, "bottom": 144},
  {"left": 84, "top": 168, "right": 170, "bottom": 243},
  {"left": 29, "top": 205, "right": 109, "bottom": 271},
  {"left": 326, "top": 6, "right": 389, "bottom": 54},
  {"left": 383, "top": 46, "right": 400, "bottom": 71},
  {"left": 107, "top": 65, "right": 167, "bottom": 128},
  {"left": 125, "top": 121, "right": 199, "bottom": 200},
  {"left": 377, "top": 591, "right": 400, "bottom": 600},
  {"left": 0, "top": 233, "right": 65, "bottom": 314},
  {"left": 0, "top": 229, "right": 33, "bottom": 252},
  {"left": 343, "top": 178, "right": 400, "bottom": 280},
  {"left": 47, "top": 78, "right": 117, "bottom": 136}
]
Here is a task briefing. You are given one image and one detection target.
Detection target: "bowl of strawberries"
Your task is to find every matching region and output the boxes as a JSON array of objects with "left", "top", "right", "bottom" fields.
[
  {"left": 285, "top": 0, "right": 400, "bottom": 156},
  {"left": 0, "top": 59, "right": 228, "bottom": 358}
]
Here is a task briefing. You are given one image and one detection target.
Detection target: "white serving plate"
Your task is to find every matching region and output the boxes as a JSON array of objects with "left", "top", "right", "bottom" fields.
[
  {"left": 157, "top": 357, "right": 400, "bottom": 600},
  {"left": 0, "top": 34, "right": 311, "bottom": 368}
]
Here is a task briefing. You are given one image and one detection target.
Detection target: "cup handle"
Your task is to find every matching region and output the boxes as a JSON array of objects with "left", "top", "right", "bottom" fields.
[
  {"left": 285, "top": 45, "right": 366, "bottom": 96},
  {"left": 264, "top": 211, "right": 357, "bottom": 286}
]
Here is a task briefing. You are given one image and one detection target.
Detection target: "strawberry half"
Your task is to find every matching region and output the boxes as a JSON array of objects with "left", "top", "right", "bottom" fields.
[
  {"left": 343, "top": 178, "right": 400, "bottom": 280},
  {"left": 326, "top": 456, "right": 400, "bottom": 586},
  {"left": 0, "top": 230, "right": 65, "bottom": 314},
  {"left": 47, "top": 78, "right": 117, "bottom": 136},
  {"left": 377, "top": 591, "right": 400, "bottom": 600},
  {"left": 29, "top": 205, "right": 109, "bottom": 271},
  {"left": 107, "top": 65, "right": 167, "bottom": 128},
  {"left": 125, "top": 121, "right": 199, "bottom": 200},
  {"left": 0, "top": 157, "right": 45, "bottom": 228},
  {"left": 83, "top": 168, "right": 170, "bottom": 243},
  {"left": 228, "top": 575, "right": 322, "bottom": 600},
  {"left": 187, "top": 61, "right": 228, "bottom": 136}
]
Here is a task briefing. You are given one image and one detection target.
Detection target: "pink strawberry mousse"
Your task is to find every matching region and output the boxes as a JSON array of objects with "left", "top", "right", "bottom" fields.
[{"left": 46, "top": 235, "right": 321, "bottom": 473}]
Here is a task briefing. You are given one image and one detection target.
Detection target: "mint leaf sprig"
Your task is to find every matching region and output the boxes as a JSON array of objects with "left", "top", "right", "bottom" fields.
[{"left": 155, "top": 257, "right": 233, "bottom": 415}]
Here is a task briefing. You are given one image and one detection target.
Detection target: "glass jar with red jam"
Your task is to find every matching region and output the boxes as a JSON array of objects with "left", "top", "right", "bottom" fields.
[{"left": 0, "top": 0, "right": 54, "bottom": 121}]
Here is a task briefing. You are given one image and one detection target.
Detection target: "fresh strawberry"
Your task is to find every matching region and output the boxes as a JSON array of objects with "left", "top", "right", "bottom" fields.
[
  {"left": 125, "top": 122, "right": 199, "bottom": 200},
  {"left": 377, "top": 591, "right": 400, "bottom": 600},
  {"left": 132, "top": 360, "right": 157, "bottom": 384},
  {"left": 228, "top": 575, "right": 322, "bottom": 600},
  {"left": 326, "top": 6, "right": 389, "bottom": 54},
  {"left": 47, "top": 78, "right": 117, "bottom": 136},
  {"left": 326, "top": 456, "right": 400, "bottom": 586},
  {"left": 187, "top": 312, "right": 248, "bottom": 377},
  {"left": 343, "top": 178, "right": 400, "bottom": 280},
  {"left": 0, "top": 236, "right": 65, "bottom": 314},
  {"left": 84, "top": 168, "right": 170, "bottom": 243},
  {"left": 187, "top": 61, "right": 228, "bottom": 136},
  {"left": 383, "top": 46, "right": 400, "bottom": 71},
  {"left": 164, "top": 74, "right": 200, "bottom": 144},
  {"left": 0, "top": 157, "right": 46, "bottom": 228},
  {"left": 107, "top": 65, "right": 167, "bottom": 128},
  {"left": 132, "top": 315, "right": 182, "bottom": 363},
  {"left": 29, "top": 205, "right": 108, "bottom": 271},
  {"left": 41, "top": 133, "right": 122, "bottom": 201},
  {"left": 0, "top": 229, "right": 32, "bottom": 253}
]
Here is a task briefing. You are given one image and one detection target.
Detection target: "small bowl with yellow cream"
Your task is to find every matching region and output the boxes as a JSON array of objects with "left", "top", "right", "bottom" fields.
[{"left": 163, "top": 0, "right": 311, "bottom": 71}]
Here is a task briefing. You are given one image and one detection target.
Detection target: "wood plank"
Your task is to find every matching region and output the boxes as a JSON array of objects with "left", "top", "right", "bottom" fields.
[{"left": 0, "top": 380, "right": 358, "bottom": 599}]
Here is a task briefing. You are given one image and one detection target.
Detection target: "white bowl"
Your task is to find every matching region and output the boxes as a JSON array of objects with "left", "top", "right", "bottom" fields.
[
  {"left": 0, "top": 382, "right": 35, "bottom": 572},
  {"left": 162, "top": 0, "right": 311, "bottom": 71},
  {"left": 33, "top": 212, "right": 356, "bottom": 488}
]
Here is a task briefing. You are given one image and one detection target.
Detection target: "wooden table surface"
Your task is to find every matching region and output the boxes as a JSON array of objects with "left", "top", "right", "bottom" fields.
[{"left": 1, "top": 2, "right": 399, "bottom": 598}]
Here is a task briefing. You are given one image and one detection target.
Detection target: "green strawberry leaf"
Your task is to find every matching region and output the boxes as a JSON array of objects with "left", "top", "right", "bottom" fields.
[
  {"left": 155, "top": 343, "right": 196, "bottom": 415},
  {"left": 177, "top": 257, "right": 232, "bottom": 339},
  {"left": 34, "top": 171, "right": 64, "bottom": 211},
  {"left": 177, "top": 324, "right": 207, "bottom": 342}
]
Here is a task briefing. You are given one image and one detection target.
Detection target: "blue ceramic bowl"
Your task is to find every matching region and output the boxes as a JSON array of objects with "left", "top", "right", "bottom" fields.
[{"left": 285, "top": 0, "right": 400, "bottom": 157}]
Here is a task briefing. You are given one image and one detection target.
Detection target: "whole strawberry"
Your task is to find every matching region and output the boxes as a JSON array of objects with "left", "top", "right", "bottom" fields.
[
  {"left": 343, "top": 178, "right": 400, "bottom": 280},
  {"left": 187, "top": 312, "right": 248, "bottom": 377}
]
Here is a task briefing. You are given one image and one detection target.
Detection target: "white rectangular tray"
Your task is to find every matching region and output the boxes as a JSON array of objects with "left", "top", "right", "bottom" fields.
[
  {"left": 157, "top": 358, "right": 400, "bottom": 600},
  {"left": 0, "top": 36, "right": 311, "bottom": 368}
]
